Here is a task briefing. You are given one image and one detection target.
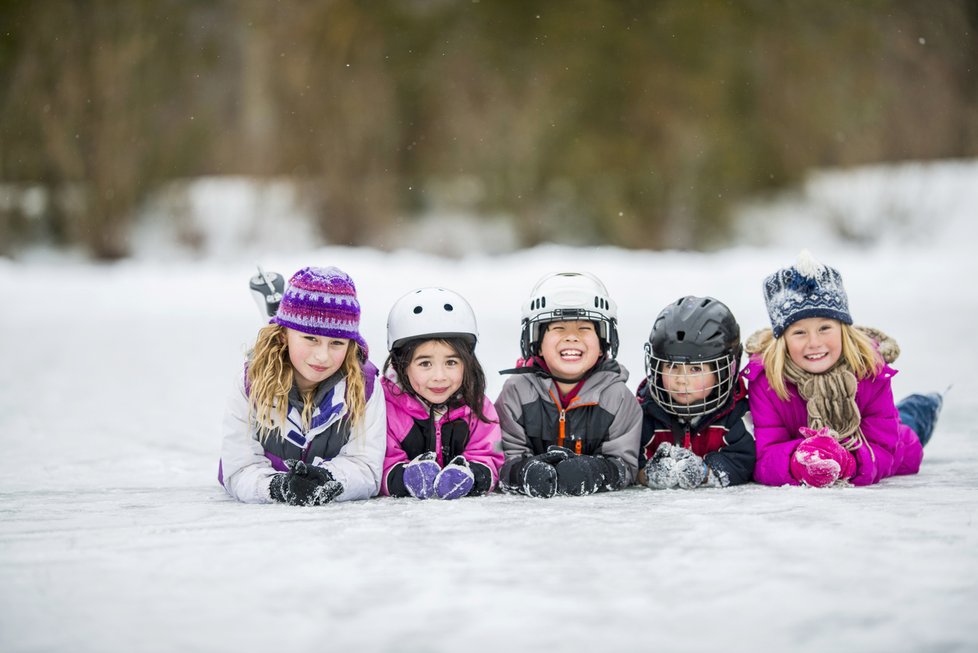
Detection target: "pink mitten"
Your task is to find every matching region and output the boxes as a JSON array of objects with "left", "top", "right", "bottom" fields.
[{"left": 790, "top": 435, "right": 856, "bottom": 488}]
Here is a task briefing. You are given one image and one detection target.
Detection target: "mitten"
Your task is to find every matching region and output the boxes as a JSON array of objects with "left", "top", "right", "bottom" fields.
[
  {"left": 555, "top": 454, "right": 628, "bottom": 495},
  {"left": 555, "top": 455, "right": 603, "bottom": 496},
  {"left": 403, "top": 452, "right": 441, "bottom": 500},
  {"left": 671, "top": 447, "right": 708, "bottom": 490},
  {"left": 790, "top": 434, "right": 856, "bottom": 488},
  {"left": 269, "top": 473, "right": 290, "bottom": 503},
  {"left": 644, "top": 442, "right": 679, "bottom": 489},
  {"left": 269, "top": 459, "right": 320, "bottom": 505},
  {"left": 534, "top": 445, "right": 576, "bottom": 465},
  {"left": 269, "top": 460, "right": 344, "bottom": 506},
  {"left": 520, "top": 458, "right": 558, "bottom": 498},
  {"left": 434, "top": 455, "right": 475, "bottom": 500},
  {"left": 498, "top": 455, "right": 558, "bottom": 498}
]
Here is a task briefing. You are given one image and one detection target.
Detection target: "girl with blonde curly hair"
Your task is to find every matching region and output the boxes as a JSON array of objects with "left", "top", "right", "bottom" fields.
[{"left": 219, "top": 266, "right": 385, "bottom": 505}]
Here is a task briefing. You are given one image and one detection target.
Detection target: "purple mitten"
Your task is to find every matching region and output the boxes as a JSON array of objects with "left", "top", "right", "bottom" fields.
[
  {"left": 403, "top": 452, "right": 441, "bottom": 500},
  {"left": 790, "top": 435, "right": 856, "bottom": 488},
  {"left": 434, "top": 456, "right": 475, "bottom": 500}
]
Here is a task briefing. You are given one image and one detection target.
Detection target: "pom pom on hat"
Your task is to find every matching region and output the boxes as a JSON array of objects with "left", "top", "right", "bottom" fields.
[
  {"left": 271, "top": 266, "right": 369, "bottom": 359},
  {"left": 763, "top": 251, "right": 852, "bottom": 338}
]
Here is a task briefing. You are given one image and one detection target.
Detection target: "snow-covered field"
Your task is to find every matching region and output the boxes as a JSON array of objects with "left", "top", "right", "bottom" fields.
[{"left": 2, "top": 161, "right": 977, "bottom": 653}]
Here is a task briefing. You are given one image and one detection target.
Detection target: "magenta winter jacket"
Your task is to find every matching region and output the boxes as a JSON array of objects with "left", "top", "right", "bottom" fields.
[
  {"left": 380, "top": 375, "right": 504, "bottom": 496},
  {"left": 743, "top": 357, "right": 923, "bottom": 486}
]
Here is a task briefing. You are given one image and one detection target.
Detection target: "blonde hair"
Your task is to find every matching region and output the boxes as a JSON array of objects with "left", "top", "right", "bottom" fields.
[
  {"left": 760, "top": 322, "right": 883, "bottom": 401},
  {"left": 247, "top": 324, "right": 367, "bottom": 443}
]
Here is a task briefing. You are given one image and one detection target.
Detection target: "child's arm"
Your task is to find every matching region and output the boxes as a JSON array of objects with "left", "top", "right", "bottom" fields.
[
  {"left": 596, "top": 383, "right": 642, "bottom": 484},
  {"left": 460, "top": 398, "right": 506, "bottom": 494},
  {"left": 219, "top": 372, "right": 279, "bottom": 503},
  {"left": 319, "top": 386, "right": 387, "bottom": 501},
  {"left": 703, "top": 400, "right": 756, "bottom": 487},
  {"left": 495, "top": 379, "right": 534, "bottom": 458},
  {"left": 379, "top": 397, "right": 413, "bottom": 497},
  {"left": 848, "top": 371, "right": 903, "bottom": 485},
  {"left": 750, "top": 382, "right": 803, "bottom": 486}
]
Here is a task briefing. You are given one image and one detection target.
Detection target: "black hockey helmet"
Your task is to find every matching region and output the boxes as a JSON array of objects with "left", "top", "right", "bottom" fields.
[{"left": 644, "top": 296, "right": 742, "bottom": 418}]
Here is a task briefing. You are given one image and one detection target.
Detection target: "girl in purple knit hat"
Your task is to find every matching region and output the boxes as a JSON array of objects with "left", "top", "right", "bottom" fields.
[
  {"left": 744, "top": 251, "right": 942, "bottom": 488},
  {"left": 219, "top": 266, "right": 386, "bottom": 505},
  {"left": 379, "top": 288, "right": 504, "bottom": 500}
]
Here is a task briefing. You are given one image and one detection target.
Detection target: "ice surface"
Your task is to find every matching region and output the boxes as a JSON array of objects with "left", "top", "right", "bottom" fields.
[{"left": 2, "top": 163, "right": 977, "bottom": 653}]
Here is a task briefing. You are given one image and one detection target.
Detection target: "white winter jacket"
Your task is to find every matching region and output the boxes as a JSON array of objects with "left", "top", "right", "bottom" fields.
[{"left": 219, "top": 363, "right": 386, "bottom": 503}]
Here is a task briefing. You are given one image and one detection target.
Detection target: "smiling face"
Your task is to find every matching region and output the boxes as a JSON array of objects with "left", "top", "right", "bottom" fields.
[
  {"left": 784, "top": 317, "right": 843, "bottom": 374},
  {"left": 660, "top": 362, "right": 718, "bottom": 404},
  {"left": 539, "top": 320, "right": 602, "bottom": 386},
  {"left": 285, "top": 329, "right": 351, "bottom": 392},
  {"left": 406, "top": 340, "right": 465, "bottom": 406}
]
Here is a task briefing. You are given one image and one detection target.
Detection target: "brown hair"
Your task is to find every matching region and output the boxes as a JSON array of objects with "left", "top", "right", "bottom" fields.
[{"left": 384, "top": 336, "right": 493, "bottom": 423}]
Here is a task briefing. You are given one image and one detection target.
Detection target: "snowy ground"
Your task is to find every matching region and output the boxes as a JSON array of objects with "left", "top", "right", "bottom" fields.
[{"left": 2, "top": 164, "right": 978, "bottom": 652}]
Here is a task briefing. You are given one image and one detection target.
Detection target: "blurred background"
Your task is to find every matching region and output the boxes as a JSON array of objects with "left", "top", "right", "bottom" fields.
[{"left": 1, "top": 0, "right": 976, "bottom": 261}]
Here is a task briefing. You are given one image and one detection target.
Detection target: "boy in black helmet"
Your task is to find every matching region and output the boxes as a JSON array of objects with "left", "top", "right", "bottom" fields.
[{"left": 636, "top": 296, "right": 755, "bottom": 489}]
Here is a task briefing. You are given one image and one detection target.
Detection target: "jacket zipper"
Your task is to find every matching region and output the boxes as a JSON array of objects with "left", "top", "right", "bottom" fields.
[{"left": 549, "top": 390, "right": 594, "bottom": 454}]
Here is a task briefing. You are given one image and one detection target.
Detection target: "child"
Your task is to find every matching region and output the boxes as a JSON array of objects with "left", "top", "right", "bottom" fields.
[
  {"left": 637, "top": 296, "right": 755, "bottom": 489},
  {"left": 219, "top": 266, "right": 386, "bottom": 505},
  {"left": 380, "top": 287, "right": 504, "bottom": 500},
  {"left": 495, "top": 272, "right": 641, "bottom": 498},
  {"left": 744, "top": 251, "right": 942, "bottom": 488}
]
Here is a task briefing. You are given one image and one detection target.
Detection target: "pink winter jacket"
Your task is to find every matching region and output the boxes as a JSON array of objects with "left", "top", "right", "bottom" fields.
[
  {"left": 380, "top": 376, "right": 504, "bottom": 496},
  {"left": 743, "top": 357, "right": 923, "bottom": 486}
]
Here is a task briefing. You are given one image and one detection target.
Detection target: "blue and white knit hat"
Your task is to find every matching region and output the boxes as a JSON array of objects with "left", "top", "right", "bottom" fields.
[
  {"left": 763, "top": 250, "right": 853, "bottom": 338},
  {"left": 270, "top": 266, "right": 369, "bottom": 358}
]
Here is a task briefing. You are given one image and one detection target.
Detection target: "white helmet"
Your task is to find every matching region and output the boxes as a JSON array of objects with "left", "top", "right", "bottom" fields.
[
  {"left": 387, "top": 287, "right": 478, "bottom": 351},
  {"left": 520, "top": 272, "right": 619, "bottom": 358}
]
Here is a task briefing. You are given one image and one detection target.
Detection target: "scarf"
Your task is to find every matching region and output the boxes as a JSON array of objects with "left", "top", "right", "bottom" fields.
[{"left": 783, "top": 357, "right": 866, "bottom": 452}]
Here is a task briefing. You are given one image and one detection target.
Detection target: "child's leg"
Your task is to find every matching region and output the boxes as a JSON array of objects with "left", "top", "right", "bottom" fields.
[{"left": 896, "top": 393, "right": 943, "bottom": 447}]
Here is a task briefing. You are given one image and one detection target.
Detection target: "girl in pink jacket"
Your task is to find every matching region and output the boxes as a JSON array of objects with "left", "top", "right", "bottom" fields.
[
  {"left": 745, "top": 251, "right": 942, "bottom": 488},
  {"left": 380, "top": 287, "right": 504, "bottom": 499}
]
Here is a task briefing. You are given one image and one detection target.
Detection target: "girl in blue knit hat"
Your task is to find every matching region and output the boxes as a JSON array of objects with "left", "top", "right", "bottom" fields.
[
  {"left": 743, "top": 251, "right": 942, "bottom": 488},
  {"left": 218, "top": 266, "right": 386, "bottom": 505}
]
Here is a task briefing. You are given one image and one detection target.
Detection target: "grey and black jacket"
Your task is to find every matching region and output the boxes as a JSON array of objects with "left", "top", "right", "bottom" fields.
[{"left": 494, "top": 358, "right": 642, "bottom": 484}]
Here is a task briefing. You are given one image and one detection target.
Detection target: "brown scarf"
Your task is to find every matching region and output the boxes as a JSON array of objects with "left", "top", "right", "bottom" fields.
[{"left": 783, "top": 358, "right": 866, "bottom": 451}]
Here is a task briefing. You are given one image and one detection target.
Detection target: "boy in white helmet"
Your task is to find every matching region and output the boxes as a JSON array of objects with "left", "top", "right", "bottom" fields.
[{"left": 495, "top": 272, "right": 642, "bottom": 498}]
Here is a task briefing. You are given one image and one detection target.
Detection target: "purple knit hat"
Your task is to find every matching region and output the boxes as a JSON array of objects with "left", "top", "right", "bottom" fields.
[{"left": 270, "top": 266, "right": 369, "bottom": 359}]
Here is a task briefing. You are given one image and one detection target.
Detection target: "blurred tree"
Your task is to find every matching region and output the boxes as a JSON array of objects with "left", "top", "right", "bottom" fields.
[{"left": 0, "top": 0, "right": 975, "bottom": 257}]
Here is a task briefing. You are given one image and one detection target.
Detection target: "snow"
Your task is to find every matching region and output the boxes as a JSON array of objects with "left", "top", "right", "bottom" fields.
[{"left": 2, "top": 161, "right": 978, "bottom": 653}]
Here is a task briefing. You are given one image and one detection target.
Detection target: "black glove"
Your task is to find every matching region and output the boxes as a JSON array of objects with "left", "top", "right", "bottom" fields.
[
  {"left": 499, "top": 454, "right": 558, "bottom": 498},
  {"left": 269, "top": 459, "right": 344, "bottom": 506},
  {"left": 556, "top": 455, "right": 629, "bottom": 495},
  {"left": 534, "top": 445, "right": 576, "bottom": 465}
]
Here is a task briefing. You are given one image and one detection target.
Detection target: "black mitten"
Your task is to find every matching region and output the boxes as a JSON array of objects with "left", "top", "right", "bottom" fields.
[
  {"left": 269, "top": 473, "right": 289, "bottom": 503},
  {"left": 498, "top": 457, "right": 525, "bottom": 495},
  {"left": 270, "top": 459, "right": 344, "bottom": 506},
  {"left": 534, "top": 445, "right": 576, "bottom": 465},
  {"left": 556, "top": 456, "right": 603, "bottom": 496},
  {"left": 520, "top": 458, "right": 558, "bottom": 498}
]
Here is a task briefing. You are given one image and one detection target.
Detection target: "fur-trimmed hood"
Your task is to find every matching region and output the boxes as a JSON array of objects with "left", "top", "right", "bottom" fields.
[{"left": 744, "top": 325, "right": 900, "bottom": 364}]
